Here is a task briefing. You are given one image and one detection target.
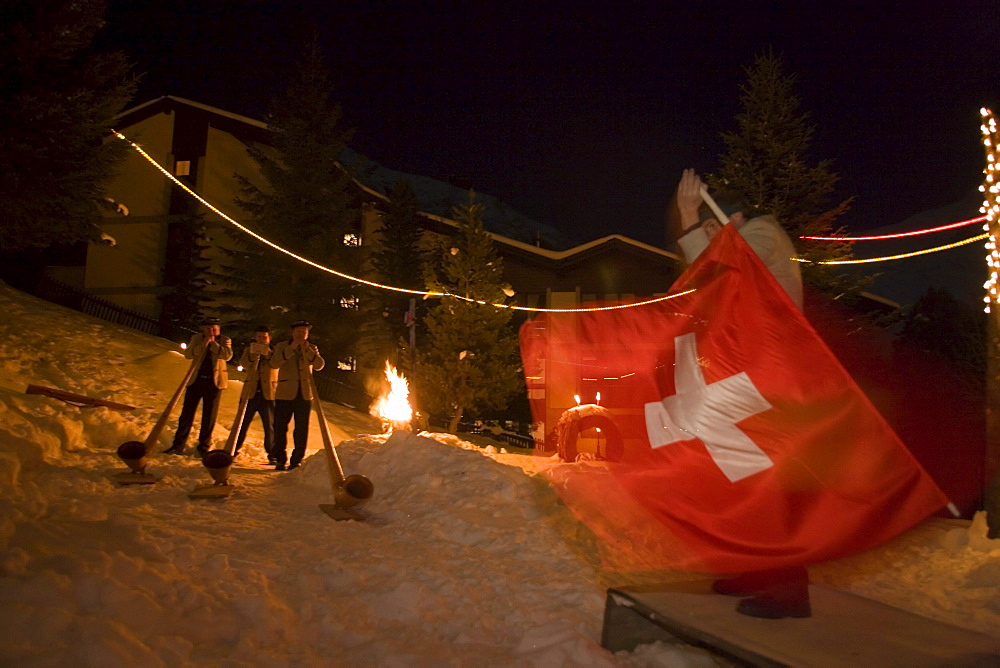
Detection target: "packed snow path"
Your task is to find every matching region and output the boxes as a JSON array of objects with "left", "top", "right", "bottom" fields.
[{"left": 0, "top": 283, "right": 715, "bottom": 665}]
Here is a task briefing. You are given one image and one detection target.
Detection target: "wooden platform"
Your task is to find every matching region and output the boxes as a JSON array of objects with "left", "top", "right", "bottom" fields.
[{"left": 602, "top": 580, "right": 1000, "bottom": 667}]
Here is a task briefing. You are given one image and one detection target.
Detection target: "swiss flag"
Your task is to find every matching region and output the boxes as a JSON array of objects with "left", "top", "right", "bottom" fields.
[{"left": 520, "top": 225, "right": 949, "bottom": 573}]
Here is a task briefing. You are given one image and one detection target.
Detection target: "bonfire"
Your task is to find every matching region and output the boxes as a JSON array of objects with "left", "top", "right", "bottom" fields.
[{"left": 370, "top": 362, "right": 413, "bottom": 432}]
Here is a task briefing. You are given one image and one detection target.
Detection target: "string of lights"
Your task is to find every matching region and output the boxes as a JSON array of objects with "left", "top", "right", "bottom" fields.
[
  {"left": 980, "top": 108, "right": 999, "bottom": 314},
  {"left": 114, "top": 128, "right": 986, "bottom": 291},
  {"left": 112, "top": 131, "right": 694, "bottom": 313},
  {"left": 796, "top": 233, "right": 990, "bottom": 265},
  {"left": 800, "top": 215, "right": 986, "bottom": 241}
]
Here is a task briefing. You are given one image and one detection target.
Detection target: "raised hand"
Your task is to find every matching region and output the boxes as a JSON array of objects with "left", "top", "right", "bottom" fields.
[{"left": 677, "top": 168, "right": 706, "bottom": 230}]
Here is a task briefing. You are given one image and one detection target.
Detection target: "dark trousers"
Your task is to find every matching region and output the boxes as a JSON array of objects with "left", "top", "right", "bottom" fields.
[
  {"left": 173, "top": 379, "right": 220, "bottom": 451},
  {"left": 234, "top": 394, "right": 274, "bottom": 455},
  {"left": 273, "top": 393, "right": 311, "bottom": 466}
]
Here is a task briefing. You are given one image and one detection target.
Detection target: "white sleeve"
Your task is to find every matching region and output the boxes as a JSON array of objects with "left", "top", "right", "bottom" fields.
[
  {"left": 738, "top": 219, "right": 780, "bottom": 264},
  {"left": 677, "top": 226, "right": 711, "bottom": 263}
]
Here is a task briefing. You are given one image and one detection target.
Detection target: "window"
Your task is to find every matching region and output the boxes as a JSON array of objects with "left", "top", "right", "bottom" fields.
[
  {"left": 337, "top": 357, "right": 356, "bottom": 371},
  {"left": 343, "top": 233, "right": 361, "bottom": 246},
  {"left": 175, "top": 160, "right": 190, "bottom": 176},
  {"left": 339, "top": 295, "right": 359, "bottom": 309}
]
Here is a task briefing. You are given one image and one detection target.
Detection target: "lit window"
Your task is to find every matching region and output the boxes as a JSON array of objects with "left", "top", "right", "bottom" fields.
[
  {"left": 343, "top": 233, "right": 361, "bottom": 246},
  {"left": 339, "top": 295, "right": 359, "bottom": 309},
  {"left": 337, "top": 357, "right": 356, "bottom": 371},
  {"left": 175, "top": 160, "right": 191, "bottom": 176}
]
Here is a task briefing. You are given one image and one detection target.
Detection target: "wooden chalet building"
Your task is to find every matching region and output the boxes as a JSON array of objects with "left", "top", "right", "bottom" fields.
[
  {"left": 91, "top": 96, "right": 683, "bottom": 328},
  {"left": 86, "top": 96, "right": 683, "bottom": 437}
]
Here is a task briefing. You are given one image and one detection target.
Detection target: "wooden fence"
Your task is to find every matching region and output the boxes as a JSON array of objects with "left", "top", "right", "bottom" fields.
[{"left": 33, "top": 277, "right": 195, "bottom": 342}]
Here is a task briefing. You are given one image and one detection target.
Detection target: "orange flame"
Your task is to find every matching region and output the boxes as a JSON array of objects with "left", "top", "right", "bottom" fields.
[{"left": 371, "top": 362, "right": 412, "bottom": 428}]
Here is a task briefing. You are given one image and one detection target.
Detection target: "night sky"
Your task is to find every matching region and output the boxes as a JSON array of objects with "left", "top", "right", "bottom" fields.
[{"left": 102, "top": 1, "right": 999, "bottom": 246}]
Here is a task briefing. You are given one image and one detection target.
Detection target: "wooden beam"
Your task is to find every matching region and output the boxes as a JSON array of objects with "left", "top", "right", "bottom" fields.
[{"left": 602, "top": 580, "right": 1000, "bottom": 665}]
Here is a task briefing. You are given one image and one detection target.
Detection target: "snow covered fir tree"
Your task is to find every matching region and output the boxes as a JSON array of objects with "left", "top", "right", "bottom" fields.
[{"left": 415, "top": 194, "right": 523, "bottom": 434}]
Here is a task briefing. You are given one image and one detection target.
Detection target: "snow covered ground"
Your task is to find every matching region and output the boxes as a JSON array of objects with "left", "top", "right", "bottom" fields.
[{"left": 1, "top": 280, "right": 999, "bottom": 666}]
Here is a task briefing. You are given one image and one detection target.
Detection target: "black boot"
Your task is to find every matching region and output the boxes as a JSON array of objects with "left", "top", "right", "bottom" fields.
[
  {"left": 713, "top": 566, "right": 808, "bottom": 597},
  {"left": 736, "top": 590, "right": 811, "bottom": 619},
  {"left": 163, "top": 444, "right": 185, "bottom": 455},
  {"left": 730, "top": 567, "right": 811, "bottom": 619},
  {"left": 713, "top": 571, "right": 772, "bottom": 596}
]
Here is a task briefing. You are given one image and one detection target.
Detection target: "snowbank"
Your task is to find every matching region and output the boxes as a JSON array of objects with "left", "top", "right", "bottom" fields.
[{"left": 0, "top": 281, "right": 998, "bottom": 665}]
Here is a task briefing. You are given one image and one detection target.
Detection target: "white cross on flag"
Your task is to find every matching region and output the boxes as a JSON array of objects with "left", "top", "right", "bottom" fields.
[{"left": 520, "top": 225, "right": 948, "bottom": 573}]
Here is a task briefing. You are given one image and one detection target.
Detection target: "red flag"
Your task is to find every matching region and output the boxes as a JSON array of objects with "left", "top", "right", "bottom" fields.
[{"left": 520, "top": 225, "right": 948, "bottom": 573}]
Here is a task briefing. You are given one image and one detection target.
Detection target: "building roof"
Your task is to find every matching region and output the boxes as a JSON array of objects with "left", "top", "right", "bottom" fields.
[
  {"left": 115, "top": 95, "right": 268, "bottom": 130},
  {"left": 113, "top": 95, "right": 681, "bottom": 270}
]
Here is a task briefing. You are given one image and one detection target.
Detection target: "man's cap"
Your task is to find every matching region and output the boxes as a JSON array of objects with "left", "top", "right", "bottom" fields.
[
  {"left": 254, "top": 325, "right": 271, "bottom": 333},
  {"left": 200, "top": 317, "right": 221, "bottom": 326},
  {"left": 290, "top": 320, "right": 312, "bottom": 329},
  {"left": 699, "top": 191, "right": 748, "bottom": 221}
]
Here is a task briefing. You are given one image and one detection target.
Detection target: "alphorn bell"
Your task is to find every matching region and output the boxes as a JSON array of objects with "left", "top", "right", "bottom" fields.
[
  {"left": 306, "top": 369, "right": 374, "bottom": 518},
  {"left": 192, "top": 354, "right": 262, "bottom": 488},
  {"left": 116, "top": 440, "right": 149, "bottom": 475},
  {"left": 117, "top": 345, "right": 208, "bottom": 465}
]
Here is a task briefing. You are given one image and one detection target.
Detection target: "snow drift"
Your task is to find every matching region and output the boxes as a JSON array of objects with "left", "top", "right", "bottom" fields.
[{"left": 1, "top": 281, "right": 999, "bottom": 665}]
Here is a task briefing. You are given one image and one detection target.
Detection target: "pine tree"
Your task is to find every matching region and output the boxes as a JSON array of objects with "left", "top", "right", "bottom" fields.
[
  {"left": 0, "top": 0, "right": 135, "bottom": 254},
  {"left": 710, "top": 50, "right": 863, "bottom": 292},
  {"left": 218, "top": 40, "right": 361, "bottom": 355},
  {"left": 415, "top": 193, "right": 522, "bottom": 433},
  {"left": 358, "top": 179, "right": 428, "bottom": 373},
  {"left": 371, "top": 180, "right": 426, "bottom": 304},
  {"left": 160, "top": 212, "right": 211, "bottom": 334}
]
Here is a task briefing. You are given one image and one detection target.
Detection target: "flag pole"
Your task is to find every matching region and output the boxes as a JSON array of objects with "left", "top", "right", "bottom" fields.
[{"left": 699, "top": 187, "right": 730, "bottom": 225}]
